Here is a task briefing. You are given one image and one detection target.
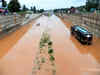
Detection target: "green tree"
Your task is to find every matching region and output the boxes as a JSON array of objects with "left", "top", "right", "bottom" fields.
[
  {"left": 39, "top": 9, "right": 44, "bottom": 13},
  {"left": 30, "top": 7, "right": 33, "bottom": 11},
  {"left": 33, "top": 6, "right": 36, "bottom": 13},
  {"left": 2, "top": 0, "right": 7, "bottom": 7},
  {"left": 8, "top": 0, "right": 21, "bottom": 12},
  {"left": 86, "top": 2, "right": 98, "bottom": 11},
  {"left": 22, "top": 5, "right": 27, "bottom": 11}
]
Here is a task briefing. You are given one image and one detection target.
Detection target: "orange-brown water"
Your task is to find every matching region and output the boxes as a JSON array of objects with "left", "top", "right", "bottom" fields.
[
  {"left": 0, "top": 21, "right": 33, "bottom": 58},
  {"left": 0, "top": 15, "right": 100, "bottom": 75}
]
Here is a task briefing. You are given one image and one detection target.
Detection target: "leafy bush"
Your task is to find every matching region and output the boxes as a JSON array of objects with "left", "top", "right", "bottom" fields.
[
  {"left": 48, "top": 41, "right": 53, "bottom": 46},
  {"left": 48, "top": 48, "right": 54, "bottom": 54},
  {"left": 50, "top": 55, "right": 55, "bottom": 62}
]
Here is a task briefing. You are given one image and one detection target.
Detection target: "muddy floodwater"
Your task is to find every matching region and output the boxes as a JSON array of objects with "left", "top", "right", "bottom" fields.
[{"left": 0, "top": 15, "right": 100, "bottom": 75}]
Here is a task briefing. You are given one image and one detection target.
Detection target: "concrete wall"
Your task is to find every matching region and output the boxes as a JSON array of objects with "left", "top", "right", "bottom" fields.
[{"left": 0, "top": 15, "right": 24, "bottom": 32}]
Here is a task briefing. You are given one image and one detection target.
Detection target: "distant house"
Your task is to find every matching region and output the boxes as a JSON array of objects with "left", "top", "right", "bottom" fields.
[{"left": 69, "top": 7, "right": 80, "bottom": 14}]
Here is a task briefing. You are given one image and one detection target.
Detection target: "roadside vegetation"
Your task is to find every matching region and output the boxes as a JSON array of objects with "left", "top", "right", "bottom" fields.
[{"left": 32, "top": 32, "right": 56, "bottom": 75}]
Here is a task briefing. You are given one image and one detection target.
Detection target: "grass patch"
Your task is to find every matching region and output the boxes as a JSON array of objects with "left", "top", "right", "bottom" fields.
[{"left": 32, "top": 31, "right": 56, "bottom": 75}]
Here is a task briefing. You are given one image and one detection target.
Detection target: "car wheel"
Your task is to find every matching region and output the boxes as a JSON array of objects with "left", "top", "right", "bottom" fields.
[
  {"left": 71, "top": 31, "right": 74, "bottom": 35},
  {"left": 87, "top": 42, "right": 92, "bottom": 45},
  {"left": 80, "top": 39, "right": 85, "bottom": 44},
  {"left": 75, "top": 33, "right": 78, "bottom": 38}
]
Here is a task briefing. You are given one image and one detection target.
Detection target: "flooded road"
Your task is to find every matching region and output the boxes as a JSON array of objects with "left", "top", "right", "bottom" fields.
[{"left": 0, "top": 15, "right": 100, "bottom": 75}]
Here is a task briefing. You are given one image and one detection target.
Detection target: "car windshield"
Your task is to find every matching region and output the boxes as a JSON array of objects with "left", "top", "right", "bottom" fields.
[{"left": 76, "top": 26, "right": 88, "bottom": 33}]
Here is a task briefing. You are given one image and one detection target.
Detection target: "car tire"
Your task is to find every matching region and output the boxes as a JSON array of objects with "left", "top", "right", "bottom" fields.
[
  {"left": 71, "top": 31, "right": 74, "bottom": 35},
  {"left": 87, "top": 42, "right": 92, "bottom": 45},
  {"left": 75, "top": 33, "right": 78, "bottom": 39},
  {"left": 80, "top": 38, "right": 85, "bottom": 44}
]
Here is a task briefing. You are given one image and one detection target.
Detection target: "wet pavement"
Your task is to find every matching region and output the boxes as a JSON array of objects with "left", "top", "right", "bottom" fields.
[{"left": 0, "top": 15, "right": 100, "bottom": 75}]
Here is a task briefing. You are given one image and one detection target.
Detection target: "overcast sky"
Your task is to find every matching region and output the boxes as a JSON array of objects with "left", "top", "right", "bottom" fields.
[{"left": 6, "top": 0, "right": 86, "bottom": 9}]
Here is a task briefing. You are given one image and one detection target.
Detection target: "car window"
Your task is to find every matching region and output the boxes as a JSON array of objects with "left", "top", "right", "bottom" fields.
[{"left": 76, "top": 26, "right": 88, "bottom": 33}]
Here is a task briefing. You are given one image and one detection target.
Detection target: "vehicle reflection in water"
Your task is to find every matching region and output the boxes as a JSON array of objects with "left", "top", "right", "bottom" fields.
[
  {"left": 0, "top": 23, "right": 32, "bottom": 58},
  {"left": 70, "top": 36, "right": 100, "bottom": 64}
]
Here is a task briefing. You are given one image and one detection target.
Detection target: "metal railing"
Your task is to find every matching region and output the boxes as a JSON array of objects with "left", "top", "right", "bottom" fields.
[{"left": 0, "top": 15, "right": 24, "bottom": 32}]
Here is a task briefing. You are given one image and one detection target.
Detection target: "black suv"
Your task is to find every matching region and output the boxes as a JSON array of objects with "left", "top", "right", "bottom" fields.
[{"left": 71, "top": 25, "right": 93, "bottom": 45}]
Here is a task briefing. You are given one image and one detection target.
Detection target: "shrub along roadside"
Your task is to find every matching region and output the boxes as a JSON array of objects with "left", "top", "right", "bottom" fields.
[{"left": 32, "top": 32, "right": 56, "bottom": 75}]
